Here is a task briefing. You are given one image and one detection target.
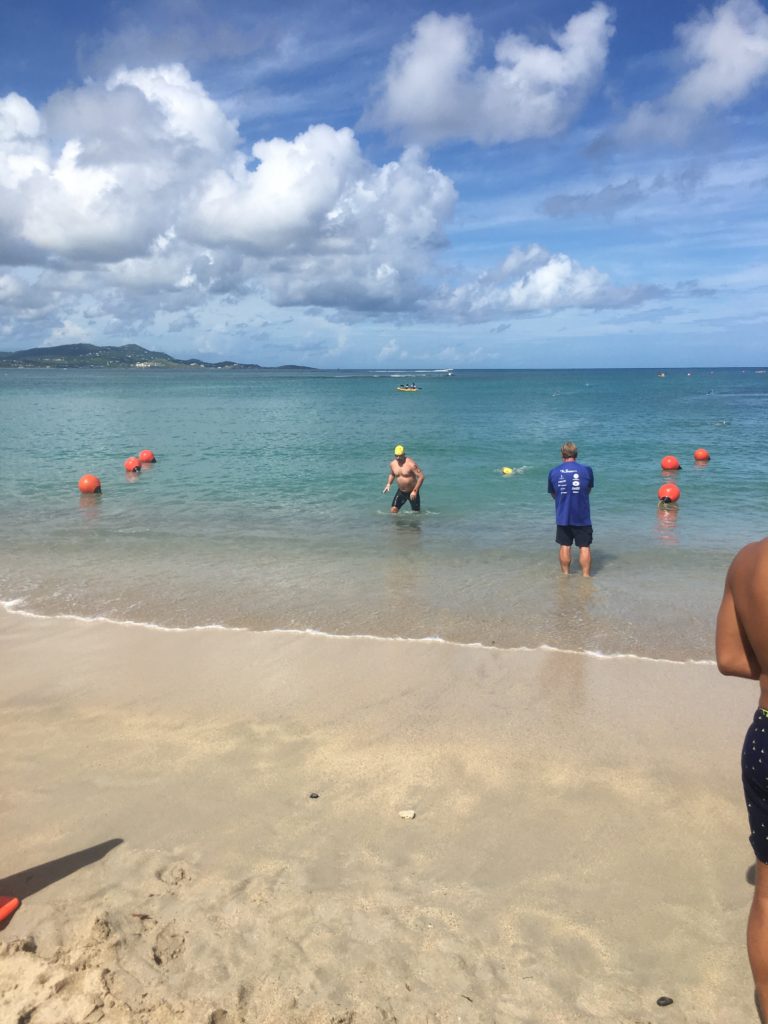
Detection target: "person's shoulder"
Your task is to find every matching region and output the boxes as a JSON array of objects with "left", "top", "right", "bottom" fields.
[
  {"left": 732, "top": 537, "right": 768, "bottom": 567},
  {"left": 725, "top": 538, "right": 768, "bottom": 581},
  {"left": 735, "top": 538, "right": 768, "bottom": 555}
]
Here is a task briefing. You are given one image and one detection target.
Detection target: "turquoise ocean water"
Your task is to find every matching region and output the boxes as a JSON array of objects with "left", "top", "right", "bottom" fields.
[{"left": 1, "top": 366, "right": 765, "bottom": 660}]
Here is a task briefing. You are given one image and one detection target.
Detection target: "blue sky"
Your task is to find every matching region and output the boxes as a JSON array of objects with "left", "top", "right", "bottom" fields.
[{"left": 0, "top": 0, "right": 766, "bottom": 367}]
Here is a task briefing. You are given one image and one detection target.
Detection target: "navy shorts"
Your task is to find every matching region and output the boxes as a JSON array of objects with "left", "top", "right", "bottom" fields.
[
  {"left": 392, "top": 489, "right": 421, "bottom": 511},
  {"left": 743, "top": 708, "right": 768, "bottom": 863},
  {"left": 555, "top": 525, "right": 593, "bottom": 547}
]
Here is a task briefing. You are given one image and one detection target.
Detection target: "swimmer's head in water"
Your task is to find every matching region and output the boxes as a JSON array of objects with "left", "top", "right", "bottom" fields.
[{"left": 394, "top": 445, "right": 405, "bottom": 456}]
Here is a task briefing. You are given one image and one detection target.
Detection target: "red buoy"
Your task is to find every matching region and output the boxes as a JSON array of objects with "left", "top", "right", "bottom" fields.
[
  {"left": 661, "top": 455, "right": 680, "bottom": 470},
  {"left": 658, "top": 483, "right": 681, "bottom": 503},
  {"left": 124, "top": 456, "right": 142, "bottom": 473},
  {"left": 693, "top": 448, "right": 710, "bottom": 461},
  {"left": 78, "top": 474, "right": 102, "bottom": 494},
  {"left": 138, "top": 449, "right": 156, "bottom": 463}
]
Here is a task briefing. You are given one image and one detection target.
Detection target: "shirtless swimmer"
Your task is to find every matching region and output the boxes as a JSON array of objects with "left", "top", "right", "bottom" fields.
[
  {"left": 383, "top": 444, "right": 424, "bottom": 513},
  {"left": 716, "top": 537, "right": 768, "bottom": 1020}
]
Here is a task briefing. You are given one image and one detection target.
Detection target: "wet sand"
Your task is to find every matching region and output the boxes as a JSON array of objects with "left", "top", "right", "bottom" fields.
[{"left": 0, "top": 607, "right": 760, "bottom": 1022}]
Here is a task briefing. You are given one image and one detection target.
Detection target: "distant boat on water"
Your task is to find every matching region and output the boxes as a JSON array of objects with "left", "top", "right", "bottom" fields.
[{"left": 396, "top": 384, "right": 421, "bottom": 392}]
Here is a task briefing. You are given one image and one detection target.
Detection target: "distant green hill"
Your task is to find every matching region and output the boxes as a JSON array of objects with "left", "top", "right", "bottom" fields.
[{"left": 0, "top": 343, "right": 312, "bottom": 370}]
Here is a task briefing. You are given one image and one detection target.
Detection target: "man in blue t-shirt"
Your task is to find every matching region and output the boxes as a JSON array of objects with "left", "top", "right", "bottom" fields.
[{"left": 547, "top": 441, "right": 594, "bottom": 577}]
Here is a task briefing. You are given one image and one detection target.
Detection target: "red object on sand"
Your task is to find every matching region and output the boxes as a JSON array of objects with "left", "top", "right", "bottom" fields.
[
  {"left": 0, "top": 896, "right": 20, "bottom": 923},
  {"left": 658, "top": 483, "right": 681, "bottom": 503}
]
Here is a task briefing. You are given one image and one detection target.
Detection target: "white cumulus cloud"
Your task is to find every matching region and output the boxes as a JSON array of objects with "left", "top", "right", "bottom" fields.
[
  {"left": 0, "top": 94, "right": 47, "bottom": 188},
  {"left": 432, "top": 245, "right": 656, "bottom": 320},
  {"left": 190, "top": 125, "right": 370, "bottom": 251},
  {"left": 0, "top": 58, "right": 650, "bottom": 348},
  {"left": 107, "top": 64, "right": 239, "bottom": 155},
  {"left": 616, "top": 0, "right": 768, "bottom": 144},
  {"left": 0, "top": 64, "right": 457, "bottom": 318},
  {"left": 368, "top": 4, "right": 614, "bottom": 145}
]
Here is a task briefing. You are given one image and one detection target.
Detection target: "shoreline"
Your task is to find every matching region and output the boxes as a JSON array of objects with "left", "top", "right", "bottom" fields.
[
  {"left": 0, "top": 601, "right": 717, "bottom": 667},
  {"left": 0, "top": 606, "right": 759, "bottom": 1022}
]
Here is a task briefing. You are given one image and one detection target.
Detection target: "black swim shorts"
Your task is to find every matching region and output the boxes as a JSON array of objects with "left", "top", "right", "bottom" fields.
[
  {"left": 392, "top": 489, "right": 421, "bottom": 511},
  {"left": 555, "top": 525, "right": 593, "bottom": 547},
  {"left": 743, "top": 708, "right": 768, "bottom": 863}
]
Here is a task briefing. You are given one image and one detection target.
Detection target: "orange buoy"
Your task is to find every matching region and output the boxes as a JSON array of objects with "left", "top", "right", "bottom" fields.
[
  {"left": 0, "top": 896, "right": 20, "bottom": 923},
  {"left": 78, "top": 474, "right": 102, "bottom": 494},
  {"left": 124, "top": 456, "right": 142, "bottom": 473},
  {"left": 138, "top": 449, "right": 156, "bottom": 463},
  {"left": 658, "top": 483, "right": 681, "bottom": 503},
  {"left": 661, "top": 455, "right": 680, "bottom": 470},
  {"left": 693, "top": 448, "right": 710, "bottom": 461}
]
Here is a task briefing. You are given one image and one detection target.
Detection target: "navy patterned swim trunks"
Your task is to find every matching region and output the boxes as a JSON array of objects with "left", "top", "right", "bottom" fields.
[{"left": 742, "top": 708, "right": 768, "bottom": 863}]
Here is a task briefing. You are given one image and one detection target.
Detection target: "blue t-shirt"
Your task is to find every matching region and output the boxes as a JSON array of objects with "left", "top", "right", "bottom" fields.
[{"left": 547, "top": 460, "right": 594, "bottom": 526}]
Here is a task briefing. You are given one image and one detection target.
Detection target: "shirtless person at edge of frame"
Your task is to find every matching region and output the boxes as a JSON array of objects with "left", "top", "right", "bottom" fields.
[
  {"left": 383, "top": 444, "right": 424, "bottom": 514},
  {"left": 716, "top": 537, "right": 768, "bottom": 1021}
]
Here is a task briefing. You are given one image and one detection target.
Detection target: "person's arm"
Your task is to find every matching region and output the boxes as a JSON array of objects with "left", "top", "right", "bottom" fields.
[
  {"left": 383, "top": 464, "right": 395, "bottom": 493},
  {"left": 716, "top": 566, "right": 760, "bottom": 679},
  {"left": 410, "top": 463, "right": 424, "bottom": 498}
]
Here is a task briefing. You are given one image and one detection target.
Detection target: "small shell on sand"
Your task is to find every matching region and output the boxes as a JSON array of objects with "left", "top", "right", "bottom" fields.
[{"left": 399, "top": 809, "right": 416, "bottom": 819}]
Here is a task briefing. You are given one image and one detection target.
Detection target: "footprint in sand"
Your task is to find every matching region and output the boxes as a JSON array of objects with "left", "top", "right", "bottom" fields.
[
  {"left": 151, "top": 923, "right": 186, "bottom": 966},
  {"left": 130, "top": 911, "right": 156, "bottom": 933},
  {"left": 90, "top": 913, "right": 112, "bottom": 943},
  {"left": 156, "top": 861, "right": 193, "bottom": 888}
]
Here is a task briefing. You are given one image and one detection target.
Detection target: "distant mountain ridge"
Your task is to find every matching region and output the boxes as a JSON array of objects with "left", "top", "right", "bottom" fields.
[{"left": 0, "top": 343, "right": 313, "bottom": 370}]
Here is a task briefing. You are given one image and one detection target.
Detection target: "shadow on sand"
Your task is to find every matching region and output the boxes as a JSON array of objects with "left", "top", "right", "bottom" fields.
[{"left": 0, "top": 838, "right": 123, "bottom": 930}]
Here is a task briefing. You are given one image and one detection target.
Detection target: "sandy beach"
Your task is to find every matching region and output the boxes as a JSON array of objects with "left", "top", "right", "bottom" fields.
[{"left": 0, "top": 606, "right": 760, "bottom": 1022}]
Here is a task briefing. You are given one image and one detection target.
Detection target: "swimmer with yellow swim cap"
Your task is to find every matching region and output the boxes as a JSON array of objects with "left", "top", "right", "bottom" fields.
[{"left": 383, "top": 443, "right": 424, "bottom": 513}]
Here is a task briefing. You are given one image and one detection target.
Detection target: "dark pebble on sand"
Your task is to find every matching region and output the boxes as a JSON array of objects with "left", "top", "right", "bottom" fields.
[
  {"left": 656, "top": 996, "right": 673, "bottom": 1006},
  {"left": 309, "top": 792, "right": 319, "bottom": 799}
]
